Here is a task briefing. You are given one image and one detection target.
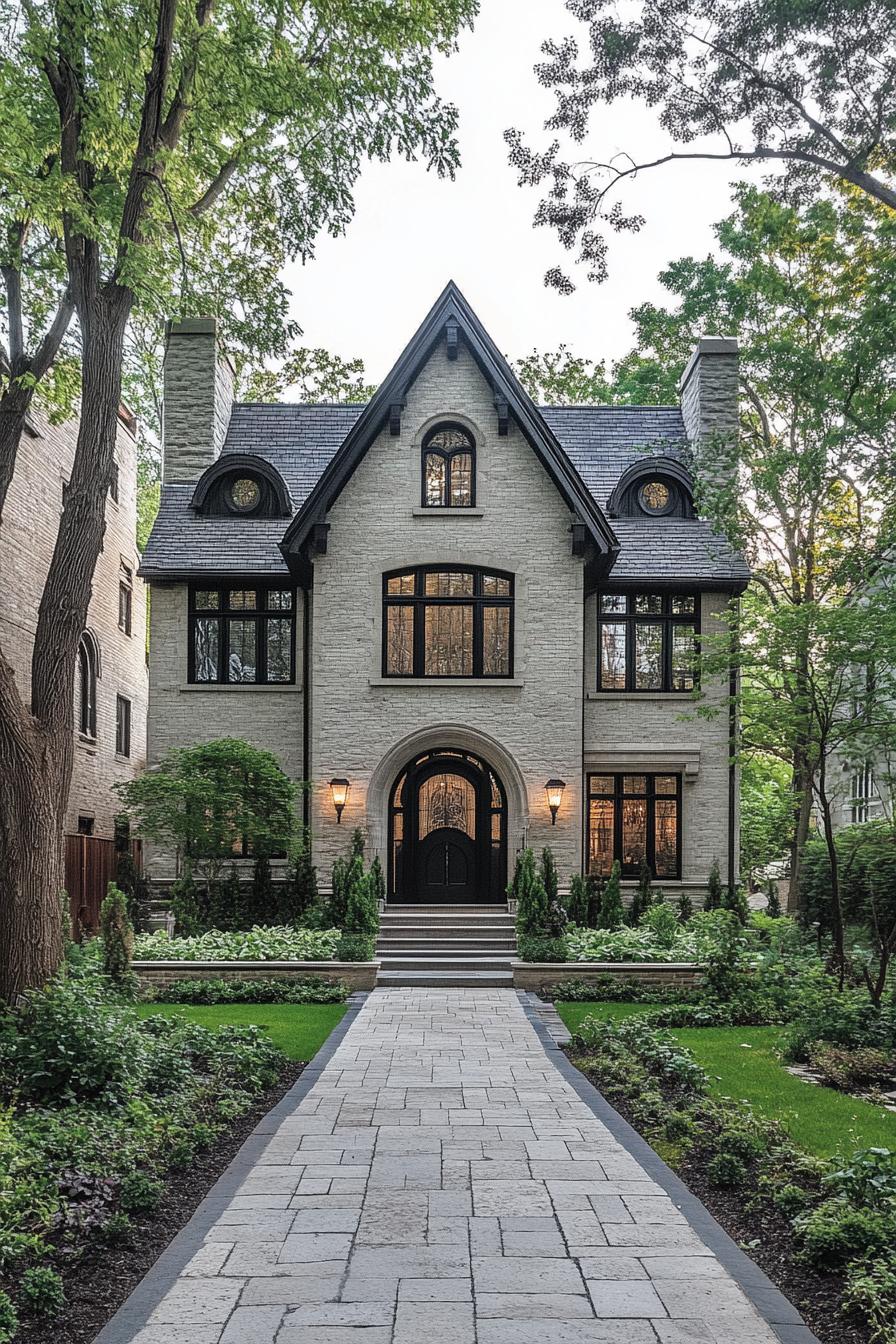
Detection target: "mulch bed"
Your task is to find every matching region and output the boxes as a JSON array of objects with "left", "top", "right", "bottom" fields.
[
  {"left": 567, "top": 1054, "right": 871, "bottom": 1344},
  {"left": 14, "top": 1061, "right": 304, "bottom": 1344}
]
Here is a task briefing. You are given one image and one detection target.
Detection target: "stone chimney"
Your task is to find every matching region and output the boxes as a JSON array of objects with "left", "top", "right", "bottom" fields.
[
  {"left": 161, "top": 317, "right": 234, "bottom": 483},
  {"left": 678, "top": 335, "right": 739, "bottom": 446}
]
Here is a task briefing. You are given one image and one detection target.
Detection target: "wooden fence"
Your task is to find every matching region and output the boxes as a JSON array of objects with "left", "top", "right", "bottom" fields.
[{"left": 65, "top": 834, "right": 143, "bottom": 938}]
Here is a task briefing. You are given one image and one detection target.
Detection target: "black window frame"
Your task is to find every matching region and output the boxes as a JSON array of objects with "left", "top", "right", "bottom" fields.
[
  {"left": 187, "top": 583, "right": 297, "bottom": 685},
  {"left": 115, "top": 693, "right": 131, "bottom": 758},
  {"left": 77, "top": 634, "right": 97, "bottom": 738},
  {"left": 597, "top": 591, "right": 700, "bottom": 693},
  {"left": 118, "top": 561, "right": 133, "bottom": 637},
  {"left": 587, "top": 772, "right": 683, "bottom": 880},
  {"left": 420, "top": 422, "right": 477, "bottom": 508},
  {"left": 382, "top": 565, "right": 514, "bottom": 679}
]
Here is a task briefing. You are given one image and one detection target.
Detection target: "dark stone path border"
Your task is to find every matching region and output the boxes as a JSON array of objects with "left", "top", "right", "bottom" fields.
[
  {"left": 517, "top": 990, "right": 822, "bottom": 1344},
  {"left": 92, "top": 993, "right": 367, "bottom": 1344}
]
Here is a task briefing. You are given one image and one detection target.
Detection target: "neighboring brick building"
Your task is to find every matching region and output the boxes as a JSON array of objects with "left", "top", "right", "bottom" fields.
[
  {"left": 141, "top": 284, "right": 748, "bottom": 903},
  {"left": 0, "top": 402, "right": 148, "bottom": 844}
]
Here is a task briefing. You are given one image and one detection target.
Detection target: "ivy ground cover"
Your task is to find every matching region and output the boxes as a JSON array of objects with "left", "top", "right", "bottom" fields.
[
  {"left": 557, "top": 1001, "right": 896, "bottom": 1158},
  {"left": 136, "top": 1002, "right": 348, "bottom": 1061}
]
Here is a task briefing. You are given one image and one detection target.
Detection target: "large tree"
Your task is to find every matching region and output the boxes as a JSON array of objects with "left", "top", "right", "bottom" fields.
[
  {"left": 506, "top": 0, "right": 896, "bottom": 291},
  {"left": 0, "top": 0, "right": 476, "bottom": 1000}
]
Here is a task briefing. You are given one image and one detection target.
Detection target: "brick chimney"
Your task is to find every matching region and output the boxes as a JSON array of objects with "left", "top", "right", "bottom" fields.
[{"left": 161, "top": 317, "right": 234, "bottom": 483}]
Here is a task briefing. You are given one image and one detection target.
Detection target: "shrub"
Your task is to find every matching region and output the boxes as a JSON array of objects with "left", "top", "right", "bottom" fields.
[
  {"left": 281, "top": 845, "right": 319, "bottom": 925},
  {"left": 566, "top": 874, "right": 589, "bottom": 926},
  {"left": 0, "top": 1291, "right": 17, "bottom": 1343},
  {"left": 843, "top": 1255, "right": 896, "bottom": 1344},
  {"left": 250, "top": 853, "right": 275, "bottom": 925},
  {"left": 518, "top": 934, "right": 567, "bottom": 962},
  {"left": 20, "top": 1266, "right": 65, "bottom": 1317},
  {"left": 100, "top": 883, "right": 135, "bottom": 990},
  {"left": 784, "top": 968, "right": 896, "bottom": 1062},
  {"left": 546, "top": 976, "right": 694, "bottom": 1005},
  {"left": 707, "top": 1152, "right": 747, "bottom": 1187},
  {"left": 597, "top": 861, "right": 624, "bottom": 930},
  {"left": 151, "top": 975, "right": 348, "bottom": 1004},
  {"left": 585, "top": 873, "right": 603, "bottom": 928},
  {"left": 824, "top": 1148, "right": 896, "bottom": 1206},
  {"left": 677, "top": 892, "right": 693, "bottom": 923},
  {"left": 331, "top": 832, "right": 365, "bottom": 928},
  {"left": 794, "top": 1201, "right": 896, "bottom": 1269},
  {"left": 541, "top": 848, "right": 568, "bottom": 937},
  {"left": 369, "top": 855, "right": 386, "bottom": 908},
  {"left": 118, "top": 1171, "right": 163, "bottom": 1214},
  {"left": 339, "top": 869, "right": 379, "bottom": 960},
  {"left": 2, "top": 982, "right": 151, "bottom": 1105},
  {"left": 810, "top": 1045, "right": 896, "bottom": 1092},
  {"left": 133, "top": 925, "right": 341, "bottom": 962},
  {"left": 170, "top": 870, "right": 203, "bottom": 936},
  {"left": 705, "top": 859, "right": 724, "bottom": 912},
  {"left": 642, "top": 903, "right": 679, "bottom": 950},
  {"left": 113, "top": 821, "right": 150, "bottom": 931},
  {"left": 721, "top": 883, "right": 750, "bottom": 925},
  {"left": 512, "top": 849, "right": 548, "bottom": 936},
  {"left": 628, "top": 858, "right": 653, "bottom": 926},
  {"left": 765, "top": 880, "right": 783, "bottom": 919}
]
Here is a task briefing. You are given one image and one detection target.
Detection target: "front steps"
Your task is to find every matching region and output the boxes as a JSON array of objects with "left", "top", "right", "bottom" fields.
[{"left": 376, "top": 903, "right": 516, "bottom": 987}]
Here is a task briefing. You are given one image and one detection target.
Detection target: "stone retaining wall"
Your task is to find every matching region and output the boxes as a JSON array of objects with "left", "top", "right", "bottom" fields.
[
  {"left": 134, "top": 960, "right": 379, "bottom": 992},
  {"left": 512, "top": 961, "right": 703, "bottom": 993}
]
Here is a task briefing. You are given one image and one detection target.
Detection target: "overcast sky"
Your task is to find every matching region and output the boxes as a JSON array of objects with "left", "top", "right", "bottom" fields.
[{"left": 281, "top": 0, "right": 756, "bottom": 385}]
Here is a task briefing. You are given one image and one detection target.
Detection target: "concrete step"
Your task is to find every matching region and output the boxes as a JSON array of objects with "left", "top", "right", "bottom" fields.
[
  {"left": 377, "top": 956, "right": 513, "bottom": 972},
  {"left": 385, "top": 903, "right": 508, "bottom": 913},
  {"left": 376, "top": 938, "right": 517, "bottom": 953},
  {"left": 379, "top": 924, "right": 515, "bottom": 938},
  {"left": 377, "top": 969, "right": 515, "bottom": 987}
]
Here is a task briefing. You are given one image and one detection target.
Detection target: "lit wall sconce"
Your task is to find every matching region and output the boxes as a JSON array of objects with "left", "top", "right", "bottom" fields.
[
  {"left": 545, "top": 778, "right": 566, "bottom": 826},
  {"left": 329, "top": 778, "right": 350, "bottom": 824}
]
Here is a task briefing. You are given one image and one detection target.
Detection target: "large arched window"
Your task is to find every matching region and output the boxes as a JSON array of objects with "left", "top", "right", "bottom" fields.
[
  {"left": 77, "top": 632, "right": 99, "bottom": 738},
  {"left": 421, "top": 424, "right": 475, "bottom": 508},
  {"left": 383, "top": 566, "right": 513, "bottom": 678}
]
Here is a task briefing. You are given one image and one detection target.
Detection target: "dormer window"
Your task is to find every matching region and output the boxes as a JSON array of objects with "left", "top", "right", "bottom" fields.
[
  {"left": 422, "top": 424, "right": 475, "bottom": 508},
  {"left": 229, "top": 477, "right": 262, "bottom": 513},
  {"left": 638, "top": 480, "right": 673, "bottom": 515}
]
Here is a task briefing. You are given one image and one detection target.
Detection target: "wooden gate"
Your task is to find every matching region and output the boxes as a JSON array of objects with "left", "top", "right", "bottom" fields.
[{"left": 65, "top": 834, "right": 143, "bottom": 937}]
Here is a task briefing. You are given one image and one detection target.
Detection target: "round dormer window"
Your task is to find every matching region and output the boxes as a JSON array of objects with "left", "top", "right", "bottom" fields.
[
  {"left": 229, "top": 477, "right": 261, "bottom": 513},
  {"left": 638, "top": 480, "right": 673, "bottom": 515}
]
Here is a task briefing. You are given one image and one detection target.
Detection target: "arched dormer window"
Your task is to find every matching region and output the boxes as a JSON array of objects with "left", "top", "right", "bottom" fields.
[
  {"left": 190, "top": 455, "right": 292, "bottom": 518},
  {"left": 422, "top": 424, "right": 475, "bottom": 508},
  {"left": 77, "top": 632, "right": 99, "bottom": 738},
  {"left": 607, "top": 457, "right": 695, "bottom": 519}
]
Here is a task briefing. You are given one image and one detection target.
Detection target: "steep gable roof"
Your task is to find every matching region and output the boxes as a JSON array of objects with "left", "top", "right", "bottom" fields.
[{"left": 279, "top": 282, "right": 619, "bottom": 575}]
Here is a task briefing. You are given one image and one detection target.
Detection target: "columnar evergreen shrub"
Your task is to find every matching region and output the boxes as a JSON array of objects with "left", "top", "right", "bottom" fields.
[
  {"left": 705, "top": 859, "right": 724, "bottom": 912},
  {"left": 765, "top": 879, "right": 783, "bottom": 919},
  {"left": 281, "top": 846, "right": 319, "bottom": 925},
  {"left": 585, "top": 873, "right": 603, "bottom": 928},
  {"left": 251, "top": 853, "right": 274, "bottom": 924},
  {"left": 566, "top": 873, "right": 589, "bottom": 925},
  {"left": 677, "top": 892, "right": 694, "bottom": 923},
  {"left": 369, "top": 854, "right": 386, "bottom": 908},
  {"left": 597, "top": 861, "right": 624, "bottom": 930},
  {"left": 331, "top": 831, "right": 365, "bottom": 929},
  {"left": 628, "top": 857, "right": 653, "bottom": 925},
  {"left": 339, "top": 870, "right": 379, "bottom": 961},
  {"left": 721, "top": 881, "right": 750, "bottom": 925},
  {"left": 512, "top": 849, "right": 565, "bottom": 959},
  {"left": 100, "top": 885, "right": 135, "bottom": 991},
  {"left": 170, "top": 869, "right": 202, "bottom": 935}
]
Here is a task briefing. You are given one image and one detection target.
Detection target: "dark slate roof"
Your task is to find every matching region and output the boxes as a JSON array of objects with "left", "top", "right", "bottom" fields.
[{"left": 141, "top": 401, "right": 749, "bottom": 585}]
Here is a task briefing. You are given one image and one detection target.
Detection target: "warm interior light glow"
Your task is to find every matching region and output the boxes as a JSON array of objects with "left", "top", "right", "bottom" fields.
[
  {"left": 545, "top": 778, "right": 566, "bottom": 825},
  {"left": 329, "top": 777, "right": 350, "bottom": 822}
]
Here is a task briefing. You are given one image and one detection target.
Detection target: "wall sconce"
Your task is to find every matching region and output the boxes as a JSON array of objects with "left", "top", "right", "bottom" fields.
[
  {"left": 545, "top": 778, "right": 566, "bottom": 826},
  {"left": 329, "top": 778, "right": 350, "bottom": 824}
]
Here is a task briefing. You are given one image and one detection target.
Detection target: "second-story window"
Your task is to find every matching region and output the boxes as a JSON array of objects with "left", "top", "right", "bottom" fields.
[
  {"left": 384, "top": 567, "right": 513, "bottom": 678},
  {"left": 189, "top": 585, "right": 295, "bottom": 684},
  {"left": 422, "top": 424, "right": 475, "bottom": 507},
  {"left": 118, "top": 561, "right": 133, "bottom": 636},
  {"left": 115, "top": 694, "right": 131, "bottom": 757},
  {"left": 597, "top": 592, "right": 699, "bottom": 693}
]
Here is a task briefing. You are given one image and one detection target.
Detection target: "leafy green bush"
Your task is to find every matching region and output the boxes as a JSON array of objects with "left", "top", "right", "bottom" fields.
[
  {"left": 794, "top": 1201, "right": 896, "bottom": 1269},
  {"left": 151, "top": 975, "right": 348, "bottom": 1004},
  {"left": 118, "top": 1171, "right": 163, "bottom": 1214},
  {"left": 517, "top": 934, "right": 568, "bottom": 962},
  {"left": 784, "top": 967, "right": 896, "bottom": 1061},
  {"left": 810, "top": 1044, "right": 896, "bottom": 1092},
  {"left": 843, "top": 1254, "right": 896, "bottom": 1344},
  {"left": 677, "top": 892, "right": 693, "bottom": 923},
  {"left": 133, "top": 925, "right": 341, "bottom": 962},
  {"left": 547, "top": 976, "right": 696, "bottom": 1004},
  {"left": 0, "top": 1291, "right": 17, "bottom": 1343},
  {"left": 707, "top": 1152, "right": 747, "bottom": 1187},
  {"left": 572, "top": 1017, "right": 708, "bottom": 1096},
  {"left": 642, "top": 903, "right": 679, "bottom": 949},
  {"left": 824, "top": 1148, "right": 896, "bottom": 1207},
  {"left": 19, "top": 1265, "right": 65, "bottom": 1317}
]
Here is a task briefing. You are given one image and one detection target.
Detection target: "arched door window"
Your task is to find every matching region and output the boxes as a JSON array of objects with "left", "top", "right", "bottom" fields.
[
  {"left": 77, "top": 633, "right": 98, "bottom": 738},
  {"left": 422, "top": 424, "right": 475, "bottom": 507}
]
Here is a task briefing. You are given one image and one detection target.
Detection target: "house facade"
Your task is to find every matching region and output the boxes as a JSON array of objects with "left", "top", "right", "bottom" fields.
[
  {"left": 141, "top": 285, "right": 748, "bottom": 903},
  {"left": 0, "top": 402, "right": 148, "bottom": 843}
]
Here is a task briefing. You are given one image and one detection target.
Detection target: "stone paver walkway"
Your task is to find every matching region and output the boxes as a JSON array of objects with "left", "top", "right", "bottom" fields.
[{"left": 123, "top": 990, "right": 789, "bottom": 1343}]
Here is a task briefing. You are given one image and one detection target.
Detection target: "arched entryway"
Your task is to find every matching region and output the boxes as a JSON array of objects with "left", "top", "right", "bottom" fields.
[{"left": 388, "top": 750, "right": 507, "bottom": 903}]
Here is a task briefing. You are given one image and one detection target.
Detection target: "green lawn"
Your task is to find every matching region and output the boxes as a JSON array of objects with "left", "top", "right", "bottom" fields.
[
  {"left": 136, "top": 1002, "right": 348, "bottom": 1060},
  {"left": 557, "top": 1001, "right": 896, "bottom": 1159}
]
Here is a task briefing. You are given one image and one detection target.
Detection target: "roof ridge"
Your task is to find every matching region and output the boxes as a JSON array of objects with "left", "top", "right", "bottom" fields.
[
  {"left": 230, "top": 400, "right": 367, "bottom": 410},
  {"left": 539, "top": 403, "right": 681, "bottom": 412}
]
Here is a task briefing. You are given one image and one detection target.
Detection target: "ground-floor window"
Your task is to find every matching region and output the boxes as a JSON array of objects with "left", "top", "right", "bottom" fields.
[{"left": 587, "top": 773, "right": 681, "bottom": 879}]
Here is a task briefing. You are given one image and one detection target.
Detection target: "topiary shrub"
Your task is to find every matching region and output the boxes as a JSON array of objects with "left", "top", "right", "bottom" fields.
[
  {"left": 100, "top": 884, "right": 136, "bottom": 993},
  {"left": 541, "top": 848, "right": 568, "bottom": 938},
  {"left": 566, "top": 873, "right": 589, "bottom": 925},
  {"left": 250, "top": 853, "right": 275, "bottom": 925},
  {"left": 705, "top": 859, "right": 724, "bottom": 911},
  {"left": 597, "top": 861, "right": 624, "bottom": 929}
]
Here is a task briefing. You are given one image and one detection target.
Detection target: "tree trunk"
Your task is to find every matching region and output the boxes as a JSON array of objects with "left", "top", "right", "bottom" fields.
[
  {"left": 0, "top": 291, "right": 131, "bottom": 1000},
  {"left": 0, "top": 383, "right": 36, "bottom": 524},
  {"left": 789, "top": 756, "right": 813, "bottom": 914},
  {"left": 816, "top": 759, "right": 846, "bottom": 984},
  {"left": 0, "top": 670, "right": 68, "bottom": 1000}
]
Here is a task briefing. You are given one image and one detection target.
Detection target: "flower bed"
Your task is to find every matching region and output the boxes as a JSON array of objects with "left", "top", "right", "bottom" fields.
[
  {"left": 133, "top": 924, "right": 341, "bottom": 962},
  {"left": 565, "top": 909, "right": 729, "bottom": 963}
]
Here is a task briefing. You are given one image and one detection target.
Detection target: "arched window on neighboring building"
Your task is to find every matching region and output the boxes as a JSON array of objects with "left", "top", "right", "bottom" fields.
[
  {"left": 77, "top": 632, "right": 99, "bottom": 738},
  {"left": 421, "top": 424, "right": 475, "bottom": 507}
]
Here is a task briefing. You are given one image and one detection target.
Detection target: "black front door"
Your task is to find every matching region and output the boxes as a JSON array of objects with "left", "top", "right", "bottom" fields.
[{"left": 416, "top": 827, "right": 476, "bottom": 901}]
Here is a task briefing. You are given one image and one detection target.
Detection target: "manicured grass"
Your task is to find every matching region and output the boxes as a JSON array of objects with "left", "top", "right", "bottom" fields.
[
  {"left": 135, "top": 1002, "right": 348, "bottom": 1061},
  {"left": 557, "top": 1001, "right": 896, "bottom": 1159}
]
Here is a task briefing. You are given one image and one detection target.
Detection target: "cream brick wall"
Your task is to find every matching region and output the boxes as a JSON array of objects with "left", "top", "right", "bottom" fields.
[
  {"left": 583, "top": 590, "right": 736, "bottom": 891},
  {"left": 309, "top": 341, "right": 585, "bottom": 885},
  {"left": 144, "top": 582, "right": 305, "bottom": 877},
  {"left": 0, "top": 406, "right": 148, "bottom": 839}
]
